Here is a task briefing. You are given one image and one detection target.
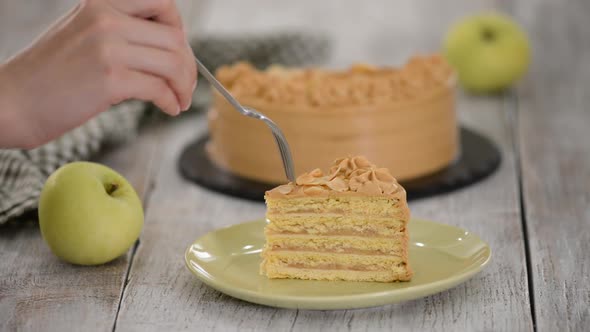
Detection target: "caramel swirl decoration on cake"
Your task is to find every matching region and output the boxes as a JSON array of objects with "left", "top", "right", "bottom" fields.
[
  {"left": 271, "top": 156, "right": 401, "bottom": 197},
  {"left": 215, "top": 55, "right": 454, "bottom": 107}
]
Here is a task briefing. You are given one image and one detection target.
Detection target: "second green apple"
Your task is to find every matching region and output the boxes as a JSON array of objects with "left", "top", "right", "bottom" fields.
[{"left": 444, "top": 13, "right": 531, "bottom": 93}]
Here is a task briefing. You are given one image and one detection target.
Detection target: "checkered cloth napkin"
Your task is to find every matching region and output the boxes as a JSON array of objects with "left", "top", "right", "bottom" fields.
[{"left": 0, "top": 32, "right": 330, "bottom": 224}]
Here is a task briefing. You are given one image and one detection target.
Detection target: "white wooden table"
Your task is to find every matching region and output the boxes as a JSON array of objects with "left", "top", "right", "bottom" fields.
[{"left": 1, "top": 0, "right": 589, "bottom": 331}]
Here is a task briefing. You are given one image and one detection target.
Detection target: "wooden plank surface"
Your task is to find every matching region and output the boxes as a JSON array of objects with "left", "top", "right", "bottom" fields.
[
  {"left": 114, "top": 96, "right": 533, "bottom": 332},
  {"left": 511, "top": 0, "right": 590, "bottom": 330},
  {"left": 114, "top": 1, "right": 533, "bottom": 330},
  {"left": 0, "top": 122, "right": 162, "bottom": 331}
]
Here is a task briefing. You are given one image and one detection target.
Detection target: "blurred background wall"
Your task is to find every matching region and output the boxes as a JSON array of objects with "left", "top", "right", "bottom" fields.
[
  {"left": 201, "top": 0, "right": 493, "bottom": 67},
  {"left": 0, "top": 0, "right": 209, "bottom": 60},
  {"left": 1, "top": 0, "right": 497, "bottom": 67}
]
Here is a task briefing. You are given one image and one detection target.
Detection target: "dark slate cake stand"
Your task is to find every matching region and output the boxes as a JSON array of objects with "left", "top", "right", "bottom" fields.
[{"left": 178, "top": 127, "right": 501, "bottom": 202}]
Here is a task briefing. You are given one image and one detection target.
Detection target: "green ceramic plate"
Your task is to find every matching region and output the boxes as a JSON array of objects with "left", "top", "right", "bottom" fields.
[{"left": 184, "top": 219, "right": 491, "bottom": 310}]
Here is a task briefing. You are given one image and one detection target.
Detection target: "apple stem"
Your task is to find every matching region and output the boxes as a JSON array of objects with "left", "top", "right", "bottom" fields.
[
  {"left": 106, "top": 182, "right": 119, "bottom": 196},
  {"left": 482, "top": 28, "right": 495, "bottom": 42}
]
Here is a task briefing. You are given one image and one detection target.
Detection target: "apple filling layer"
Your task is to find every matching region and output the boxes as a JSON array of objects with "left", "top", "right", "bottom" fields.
[
  {"left": 269, "top": 247, "right": 400, "bottom": 256},
  {"left": 263, "top": 251, "right": 404, "bottom": 270},
  {"left": 262, "top": 266, "right": 411, "bottom": 282},
  {"left": 267, "top": 210, "right": 405, "bottom": 218},
  {"left": 265, "top": 234, "right": 406, "bottom": 255},
  {"left": 266, "top": 198, "right": 407, "bottom": 216},
  {"left": 266, "top": 217, "right": 405, "bottom": 237},
  {"left": 286, "top": 262, "right": 407, "bottom": 272},
  {"left": 266, "top": 229, "right": 403, "bottom": 238}
]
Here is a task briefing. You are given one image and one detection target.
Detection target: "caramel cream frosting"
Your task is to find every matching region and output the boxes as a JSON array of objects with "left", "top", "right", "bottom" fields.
[
  {"left": 266, "top": 156, "right": 405, "bottom": 198},
  {"left": 215, "top": 55, "right": 453, "bottom": 107},
  {"left": 207, "top": 55, "right": 459, "bottom": 183}
]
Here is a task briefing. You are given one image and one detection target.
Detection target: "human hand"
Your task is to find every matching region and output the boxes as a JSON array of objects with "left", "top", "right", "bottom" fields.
[{"left": 0, "top": 0, "right": 197, "bottom": 149}]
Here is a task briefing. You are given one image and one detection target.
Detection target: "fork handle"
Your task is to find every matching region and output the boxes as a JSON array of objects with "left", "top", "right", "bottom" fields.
[
  {"left": 194, "top": 57, "right": 296, "bottom": 183},
  {"left": 194, "top": 57, "right": 245, "bottom": 113}
]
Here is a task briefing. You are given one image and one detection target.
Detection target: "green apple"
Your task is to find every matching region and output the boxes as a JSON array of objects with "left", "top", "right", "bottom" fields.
[
  {"left": 444, "top": 13, "right": 531, "bottom": 93},
  {"left": 39, "top": 162, "right": 143, "bottom": 265}
]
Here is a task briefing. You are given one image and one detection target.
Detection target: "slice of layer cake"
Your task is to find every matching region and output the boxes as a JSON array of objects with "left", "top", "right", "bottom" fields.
[{"left": 261, "top": 156, "right": 412, "bottom": 282}]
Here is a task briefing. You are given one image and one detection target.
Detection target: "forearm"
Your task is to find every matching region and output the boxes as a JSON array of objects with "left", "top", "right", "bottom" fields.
[{"left": 0, "top": 64, "right": 31, "bottom": 149}]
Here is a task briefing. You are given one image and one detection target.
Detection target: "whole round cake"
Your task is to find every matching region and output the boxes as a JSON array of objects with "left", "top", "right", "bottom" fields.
[{"left": 207, "top": 54, "right": 459, "bottom": 184}]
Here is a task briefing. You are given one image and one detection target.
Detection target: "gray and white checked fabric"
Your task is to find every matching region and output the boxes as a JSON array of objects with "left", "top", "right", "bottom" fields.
[{"left": 0, "top": 32, "right": 331, "bottom": 224}]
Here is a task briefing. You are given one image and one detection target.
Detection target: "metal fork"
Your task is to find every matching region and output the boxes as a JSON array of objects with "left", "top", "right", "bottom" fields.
[{"left": 194, "top": 57, "right": 296, "bottom": 182}]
